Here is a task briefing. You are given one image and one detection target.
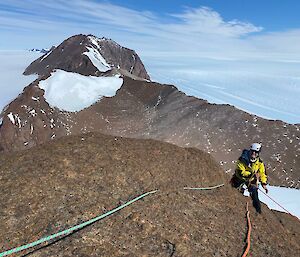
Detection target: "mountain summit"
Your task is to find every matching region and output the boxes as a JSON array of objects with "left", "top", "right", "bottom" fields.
[{"left": 24, "top": 34, "right": 150, "bottom": 80}]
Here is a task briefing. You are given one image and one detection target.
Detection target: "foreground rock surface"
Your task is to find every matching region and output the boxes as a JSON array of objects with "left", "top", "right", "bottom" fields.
[{"left": 0, "top": 133, "right": 299, "bottom": 256}]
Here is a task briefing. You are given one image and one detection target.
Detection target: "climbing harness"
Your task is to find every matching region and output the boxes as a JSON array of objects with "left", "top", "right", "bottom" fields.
[
  {"left": 242, "top": 202, "right": 252, "bottom": 257},
  {"left": 0, "top": 190, "right": 158, "bottom": 257}
]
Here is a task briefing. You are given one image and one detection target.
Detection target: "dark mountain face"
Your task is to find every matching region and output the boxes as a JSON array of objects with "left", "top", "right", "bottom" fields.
[
  {"left": 0, "top": 34, "right": 299, "bottom": 189},
  {"left": 24, "top": 34, "right": 150, "bottom": 80},
  {"left": 0, "top": 133, "right": 299, "bottom": 257}
]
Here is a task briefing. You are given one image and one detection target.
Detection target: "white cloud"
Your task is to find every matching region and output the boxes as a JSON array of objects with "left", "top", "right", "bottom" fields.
[
  {"left": 1, "top": 1, "right": 299, "bottom": 61},
  {"left": 169, "top": 6, "right": 263, "bottom": 37},
  {"left": 0, "top": 2, "right": 259, "bottom": 50},
  {"left": 247, "top": 29, "right": 300, "bottom": 60}
]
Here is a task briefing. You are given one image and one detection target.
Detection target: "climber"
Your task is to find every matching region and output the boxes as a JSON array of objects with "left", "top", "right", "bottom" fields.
[{"left": 231, "top": 143, "right": 268, "bottom": 213}]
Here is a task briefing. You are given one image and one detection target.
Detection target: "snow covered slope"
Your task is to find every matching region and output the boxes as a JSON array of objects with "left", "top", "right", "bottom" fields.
[
  {"left": 83, "top": 46, "right": 111, "bottom": 72},
  {"left": 39, "top": 70, "right": 123, "bottom": 112},
  {"left": 244, "top": 185, "right": 300, "bottom": 219},
  {"left": 145, "top": 57, "right": 300, "bottom": 124}
]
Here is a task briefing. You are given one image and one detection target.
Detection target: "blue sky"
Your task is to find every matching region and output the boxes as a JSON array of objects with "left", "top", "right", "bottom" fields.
[
  {"left": 109, "top": 0, "right": 300, "bottom": 31},
  {"left": 1, "top": 0, "right": 300, "bottom": 62}
]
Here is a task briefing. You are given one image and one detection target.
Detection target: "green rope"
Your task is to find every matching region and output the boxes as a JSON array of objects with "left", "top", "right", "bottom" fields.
[
  {"left": 0, "top": 190, "right": 158, "bottom": 257},
  {"left": 183, "top": 183, "right": 225, "bottom": 190},
  {"left": 1, "top": 183, "right": 224, "bottom": 257}
]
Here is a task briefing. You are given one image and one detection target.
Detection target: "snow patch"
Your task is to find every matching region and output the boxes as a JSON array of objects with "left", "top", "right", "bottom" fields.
[
  {"left": 130, "top": 54, "right": 136, "bottom": 73},
  {"left": 83, "top": 46, "right": 111, "bottom": 72},
  {"left": 7, "top": 112, "right": 15, "bottom": 124},
  {"left": 40, "top": 50, "right": 52, "bottom": 62},
  {"left": 32, "top": 96, "right": 39, "bottom": 101},
  {"left": 15, "top": 114, "right": 21, "bottom": 128},
  {"left": 244, "top": 185, "right": 300, "bottom": 218},
  {"left": 29, "top": 109, "right": 37, "bottom": 117},
  {"left": 88, "top": 36, "right": 101, "bottom": 48},
  {"left": 155, "top": 95, "right": 162, "bottom": 107},
  {"left": 38, "top": 70, "right": 123, "bottom": 112}
]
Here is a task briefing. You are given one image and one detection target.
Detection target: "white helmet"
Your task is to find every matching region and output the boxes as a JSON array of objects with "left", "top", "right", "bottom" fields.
[{"left": 250, "top": 143, "right": 262, "bottom": 152}]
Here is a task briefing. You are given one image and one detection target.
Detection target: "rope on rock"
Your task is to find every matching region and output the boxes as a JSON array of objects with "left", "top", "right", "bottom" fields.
[
  {"left": 183, "top": 183, "right": 224, "bottom": 190},
  {"left": 242, "top": 202, "right": 252, "bottom": 257},
  {"left": 0, "top": 190, "right": 158, "bottom": 257},
  {"left": 0, "top": 183, "right": 226, "bottom": 257}
]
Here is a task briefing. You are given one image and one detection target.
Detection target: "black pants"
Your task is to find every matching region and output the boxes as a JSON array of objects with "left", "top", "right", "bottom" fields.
[
  {"left": 231, "top": 174, "right": 262, "bottom": 213},
  {"left": 248, "top": 185, "right": 261, "bottom": 213}
]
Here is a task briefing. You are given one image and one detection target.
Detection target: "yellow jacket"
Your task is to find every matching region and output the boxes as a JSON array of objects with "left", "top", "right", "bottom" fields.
[{"left": 235, "top": 150, "right": 267, "bottom": 184}]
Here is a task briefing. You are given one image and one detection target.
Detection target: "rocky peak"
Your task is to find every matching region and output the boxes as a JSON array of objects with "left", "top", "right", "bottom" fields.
[{"left": 23, "top": 34, "right": 150, "bottom": 80}]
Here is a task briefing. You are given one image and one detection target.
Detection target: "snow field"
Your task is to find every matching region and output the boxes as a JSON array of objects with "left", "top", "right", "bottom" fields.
[
  {"left": 145, "top": 57, "right": 300, "bottom": 124},
  {"left": 244, "top": 185, "right": 300, "bottom": 219},
  {"left": 39, "top": 70, "right": 123, "bottom": 112}
]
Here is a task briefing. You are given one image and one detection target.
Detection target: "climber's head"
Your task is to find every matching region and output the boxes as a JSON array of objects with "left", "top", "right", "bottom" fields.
[{"left": 249, "top": 143, "right": 261, "bottom": 162}]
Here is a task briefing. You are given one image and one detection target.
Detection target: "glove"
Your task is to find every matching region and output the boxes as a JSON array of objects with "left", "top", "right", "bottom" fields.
[{"left": 262, "top": 184, "right": 268, "bottom": 194}]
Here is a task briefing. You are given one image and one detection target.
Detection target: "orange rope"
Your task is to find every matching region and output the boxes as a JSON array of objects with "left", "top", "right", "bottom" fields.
[{"left": 242, "top": 202, "right": 252, "bottom": 257}]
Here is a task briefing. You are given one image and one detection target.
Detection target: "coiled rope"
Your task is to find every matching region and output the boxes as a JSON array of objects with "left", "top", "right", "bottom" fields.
[
  {"left": 0, "top": 190, "right": 158, "bottom": 257},
  {"left": 242, "top": 202, "right": 252, "bottom": 257}
]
